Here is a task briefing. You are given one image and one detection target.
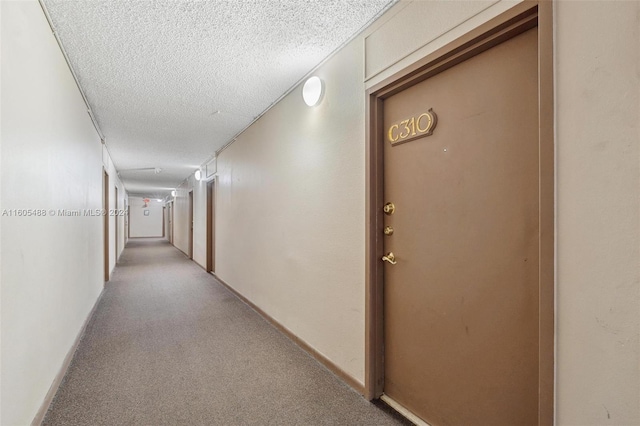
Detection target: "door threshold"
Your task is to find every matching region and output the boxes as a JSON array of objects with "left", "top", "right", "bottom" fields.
[{"left": 380, "top": 394, "right": 432, "bottom": 426}]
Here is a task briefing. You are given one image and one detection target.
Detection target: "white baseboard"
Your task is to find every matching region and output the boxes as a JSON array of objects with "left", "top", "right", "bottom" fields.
[{"left": 380, "top": 394, "right": 432, "bottom": 426}]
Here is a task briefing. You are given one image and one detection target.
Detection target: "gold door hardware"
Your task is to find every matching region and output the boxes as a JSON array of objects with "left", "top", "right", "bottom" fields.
[
  {"left": 382, "top": 252, "right": 397, "bottom": 265},
  {"left": 383, "top": 202, "right": 395, "bottom": 215},
  {"left": 383, "top": 226, "right": 394, "bottom": 236}
]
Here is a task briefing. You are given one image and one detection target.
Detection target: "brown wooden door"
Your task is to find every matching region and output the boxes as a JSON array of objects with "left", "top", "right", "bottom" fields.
[
  {"left": 188, "top": 191, "right": 194, "bottom": 259},
  {"left": 207, "top": 179, "right": 216, "bottom": 272},
  {"left": 103, "top": 169, "right": 109, "bottom": 282},
  {"left": 383, "top": 28, "right": 540, "bottom": 425},
  {"left": 168, "top": 202, "right": 173, "bottom": 244},
  {"left": 115, "top": 186, "right": 118, "bottom": 262}
]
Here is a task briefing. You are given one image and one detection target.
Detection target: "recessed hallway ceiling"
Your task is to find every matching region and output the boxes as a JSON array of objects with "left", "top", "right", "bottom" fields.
[{"left": 42, "top": 0, "right": 395, "bottom": 197}]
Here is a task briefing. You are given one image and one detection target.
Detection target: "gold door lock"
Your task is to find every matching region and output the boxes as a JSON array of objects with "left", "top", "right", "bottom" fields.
[
  {"left": 383, "top": 226, "right": 394, "bottom": 236},
  {"left": 383, "top": 202, "right": 395, "bottom": 215},
  {"left": 382, "top": 252, "right": 397, "bottom": 265}
]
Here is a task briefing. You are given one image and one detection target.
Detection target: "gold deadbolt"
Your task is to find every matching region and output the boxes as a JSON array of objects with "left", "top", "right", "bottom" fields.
[
  {"left": 383, "top": 202, "right": 395, "bottom": 215},
  {"left": 382, "top": 252, "right": 397, "bottom": 265},
  {"left": 383, "top": 226, "right": 394, "bottom": 236}
]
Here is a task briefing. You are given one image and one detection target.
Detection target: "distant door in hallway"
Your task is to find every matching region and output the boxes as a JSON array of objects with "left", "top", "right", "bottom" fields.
[
  {"left": 103, "top": 169, "right": 109, "bottom": 282},
  {"left": 206, "top": 179, "right": 215, "bottom": 272},
  {"left": 168, "top": 202, "right": 173, "bottom": 244},
  {"left": 115, "top": 186, "right": 118, "bottom": 262},
  {"left": 188, "top": 191, "right": 194, "bottom": 259},
  {"left": 162, "top": 206, "right": 166, "bottom": 238},
  {"left": 380, "top": 27, "right": 543, "bottom": 425}
]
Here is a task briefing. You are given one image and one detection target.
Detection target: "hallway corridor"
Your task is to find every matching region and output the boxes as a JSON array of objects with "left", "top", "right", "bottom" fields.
[{"left": 43, "top": 239, "right": 405, "bottom": 425}]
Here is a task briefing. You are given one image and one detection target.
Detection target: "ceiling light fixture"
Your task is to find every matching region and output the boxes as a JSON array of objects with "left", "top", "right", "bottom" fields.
[
  {"left": 195, "top": 170, "right": 202, "bottom": 181},
  {"left": 171, "top": 190, "right": 176, "bottom": 197},
  {"left": 302, "top": 76, "right": 324, "bottom": 107}
]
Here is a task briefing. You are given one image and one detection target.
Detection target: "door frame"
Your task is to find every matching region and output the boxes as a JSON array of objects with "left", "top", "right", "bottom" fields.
[
  {"left": 114, "top": 186, "right": 118, "bottom": 262},
  {"left": 168, "top": 201, "right": 173, "bottom": 244},
  {"left": 188, "top": 190, "right": 194, "bottom": 259},
  {"left": 103, "top": 168, "right": 110, "bottom": 282},
  {"left": 364, "top": 2, "right": 554, "bottom": 423},
  {"left": 162, "top": 206, "right": 166, "bottom": 238},
  {"left": 206, "top": 179, "right": 216, "bottom": 273}
]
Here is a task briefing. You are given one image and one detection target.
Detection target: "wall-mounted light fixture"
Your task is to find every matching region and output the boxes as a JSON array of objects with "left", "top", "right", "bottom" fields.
[
  {"left": 194, "top": 169, "right": 202, "bottom": 181},
  {"left": 302, "top": 76, "right": 324, "bottom": 107},
  {"left": 171, "top": 190, "right": 176, "bottom": 197}
]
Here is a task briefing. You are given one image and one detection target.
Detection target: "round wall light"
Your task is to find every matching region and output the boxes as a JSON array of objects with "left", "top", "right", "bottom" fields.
[
  {"left": 195, "top": 170, "right": 202, "bottom": 181},
  {"left": 171, "top": 190, "right": 176, "bottom": 197},
  {"left": 302, "top": 76, "right": 324, "bottom": 107}
]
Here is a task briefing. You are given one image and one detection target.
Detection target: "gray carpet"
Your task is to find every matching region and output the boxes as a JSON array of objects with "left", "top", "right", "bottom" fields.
[{"left": 43, "top": 238, "right": 408, "bottom": 426}]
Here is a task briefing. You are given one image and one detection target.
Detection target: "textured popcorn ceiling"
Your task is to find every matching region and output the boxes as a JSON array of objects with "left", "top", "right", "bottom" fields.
[{"left": 42, "top": 0, "right": 394, "bottom": 197}]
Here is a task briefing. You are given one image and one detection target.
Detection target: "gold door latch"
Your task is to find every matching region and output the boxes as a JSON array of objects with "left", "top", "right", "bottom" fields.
[
  {"left": 383, "top": 202, "right": 395, "bottom": 215},
  {"left": 383, "top": 226, "right": 394, "bottom": 236},
  {"left": 382, "top": 252, "right": 397, "bottom": 265}
]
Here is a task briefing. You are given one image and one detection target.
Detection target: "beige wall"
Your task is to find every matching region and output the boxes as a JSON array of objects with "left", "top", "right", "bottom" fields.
[
  {"left": 555, "top": 1, "right": 640, "bottom": 424},
  {"left": 171, "top": 173, "right": 209, "bottom": 268},
  {"left": 192, "top": 176, "right": 208, "bottom": 268},
  {"left": 129, "top": 196, "right": 163, "bottom": 237},
  {"left": 0, "top": 2, "right": 126, "bottom": 424},
  {"left": 364, "top": 0, "right": 524, "bottom": 89},
  {"left": 172, "top": 177, "right": 193, "bottom": 257},
  {"left": 103, "top": 145, "right": 127, "bottom": 265},
  {"left": 216, "top": 35, "right": 368, "bottom": 381},
  {"left": 172, "top": 183, "right": 189, "bottom": 255}
]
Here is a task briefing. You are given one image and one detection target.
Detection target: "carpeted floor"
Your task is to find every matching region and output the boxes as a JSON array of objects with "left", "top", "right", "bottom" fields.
[{"left": 43, "top": 238, "right": 408, "bottom": 426}]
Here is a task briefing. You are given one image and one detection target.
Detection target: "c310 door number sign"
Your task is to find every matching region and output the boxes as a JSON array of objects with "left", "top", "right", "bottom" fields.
[{"left": 387, "top": 108, "right": 438, "bottom": 146}]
